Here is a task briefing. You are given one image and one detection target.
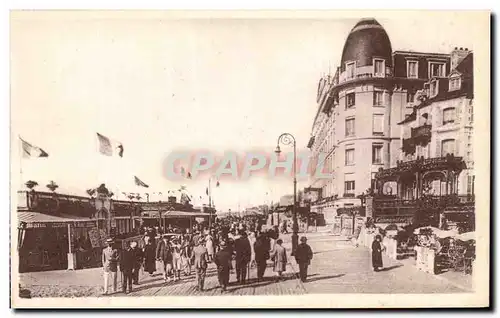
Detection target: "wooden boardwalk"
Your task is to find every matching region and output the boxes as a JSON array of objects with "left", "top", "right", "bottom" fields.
[{"left": 118, "top": 262, "right": 306, "bottom": 297}]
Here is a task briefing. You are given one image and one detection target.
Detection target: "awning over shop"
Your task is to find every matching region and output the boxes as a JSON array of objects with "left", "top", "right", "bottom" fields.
[
  {"left": 141, "top": 210, "right": 210, "bottom": 219},
  {"left": 17, "top": 211, "right": 96, "bottom": 228}
]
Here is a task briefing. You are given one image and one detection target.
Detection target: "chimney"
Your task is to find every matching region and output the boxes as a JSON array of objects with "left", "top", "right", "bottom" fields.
[{"left": 451, "top": 47, "right": 470, "bottom": 70}]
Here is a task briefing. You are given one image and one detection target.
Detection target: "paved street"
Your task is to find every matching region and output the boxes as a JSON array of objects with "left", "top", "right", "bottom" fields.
[{"left": 20, "top": 233, "right": 470, "bottom": 297}]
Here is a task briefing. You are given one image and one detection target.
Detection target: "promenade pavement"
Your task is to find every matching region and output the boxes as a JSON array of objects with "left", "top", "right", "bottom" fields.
[{"left": 19, "top": 232, "right": 470, "bottom": 297}]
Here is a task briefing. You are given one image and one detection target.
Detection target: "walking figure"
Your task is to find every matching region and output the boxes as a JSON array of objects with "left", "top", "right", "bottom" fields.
[
  {"left": 270, "top": 238, "right": 287, "bottom": 281},
  {"left": 120, "top": 241, "right": 135, "bottom": 294},
  {"left": 171, "top": 237, "right": 183, "bottom": 281},
  {"left": 205, "top": 233, "right": 215, "bottom": 262},
  {"left": 191, "top": 236, "right": 208, "bottom": 291},
  {"left": 180, "top": 235, "right": 193, "bottom": 276},
  {"left": 156, "top": 234, "right": 173, "bottom": 282},
  {"left": 372, "top": 235, "right": 385, "bottom": 272},
  {"left": 143, "top": 236, "right": 156, "bottom": 276},
  {"left": 130, "top": 241, "right": 143, "bottom": 285},
  {"left": 254, "top": 232, "right": 270, "bottom": 281},
  {"left": 295, "top": 236, "right": 313, "bottom": 282},
  {"left": 101, "top": 238, "right": 119, "bottom": 295},
  {"left": 214, "top": 240, "right": 232, "bottom": 292},
  {"left": 234, "top": 231, "right": 252, "bottom": 284}
]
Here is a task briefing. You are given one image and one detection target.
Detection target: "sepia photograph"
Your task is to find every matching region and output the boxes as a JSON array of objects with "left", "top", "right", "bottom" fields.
[{"left": 9, "top": 10, "right": 490, "bottom": 308}]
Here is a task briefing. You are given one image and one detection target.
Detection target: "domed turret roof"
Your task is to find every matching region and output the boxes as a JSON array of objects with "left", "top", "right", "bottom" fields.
[{"left": 340, "top": 18, "right": 392, "bottom": 71}]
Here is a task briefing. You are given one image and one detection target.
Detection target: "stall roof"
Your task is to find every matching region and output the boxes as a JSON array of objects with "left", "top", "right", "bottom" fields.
[
  {"left": 141, "top": 210, "right": 210, "bottom": 219},
  {"left": 17, "top": 211, "right": 92, "bottom": 224}
]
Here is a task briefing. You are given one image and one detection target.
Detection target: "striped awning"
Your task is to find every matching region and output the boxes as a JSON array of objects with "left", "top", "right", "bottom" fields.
[
  {"left": 141, "top": 210, "right": 210, "bottom": 219},
  {"left": 17, "top": 212, "right": 95, "bottom": 228}
]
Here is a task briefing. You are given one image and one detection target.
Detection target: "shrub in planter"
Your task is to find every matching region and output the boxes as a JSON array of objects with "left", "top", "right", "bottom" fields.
[{"left": 19, "top": 287, "right": 31, "bottom": 299}]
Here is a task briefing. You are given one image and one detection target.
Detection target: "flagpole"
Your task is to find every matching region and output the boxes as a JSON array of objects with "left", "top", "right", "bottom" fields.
[
  {"left": 208, "top": 178, "right": 212, "bottom": 230},
  {"left": 19, "top": 146, "right": 23, "bottom": 187},
  {"left": 18, "top": 136, "right": 24, "bottom": 188}
]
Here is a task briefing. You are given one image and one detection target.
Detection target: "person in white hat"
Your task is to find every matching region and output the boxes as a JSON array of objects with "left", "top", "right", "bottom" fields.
[
  {"left": 191, "top": 236, "right": 208, "bottom": 291},
  {"left": 101, "top": 238, "right": 119, "bottom": 295}
]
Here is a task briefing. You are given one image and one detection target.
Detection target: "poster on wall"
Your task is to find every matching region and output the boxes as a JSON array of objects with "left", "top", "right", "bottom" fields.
[
  {"left": 88, "top": 228, "right": 101, "bottom": 248},
  {"left": 99, "top": 229, "right": 108, "bottom": 246},
  {"left": 332, "top": 217, "right": 341, "bottom": 235}
]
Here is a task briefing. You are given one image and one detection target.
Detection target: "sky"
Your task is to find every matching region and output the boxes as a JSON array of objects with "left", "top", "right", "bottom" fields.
[{"left": 10, "top": 11, "right": 478, "bottom": 211}]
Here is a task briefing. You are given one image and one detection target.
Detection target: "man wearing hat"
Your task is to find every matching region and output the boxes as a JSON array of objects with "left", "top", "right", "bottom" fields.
[
  {"left": 214, "top": 240, "right": 232, "bottom": 292},
  {"left": 294, "top": 236, "right": 313, "bottom": 282},
  {"left": 156, "top": 234, "right": 173, "bottom": 282},
  {"left": 130, "top": 241, "right": 143, "bottom": 285},
  {"left": 102, "top": 238, "right": 119, "bottom": 295},
  {"left": 191, "top": 236, "right": 208, "bottom": 291},
  {"left": 120, "top": 241, "right": 135, "bottom": 294},
  {"left": 234, "top": 231, "right": 251, "bottom": 284}
]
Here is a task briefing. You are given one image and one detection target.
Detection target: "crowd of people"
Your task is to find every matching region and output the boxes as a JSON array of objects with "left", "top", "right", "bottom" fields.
[{"left": 101, "top": 218, "right": 314, "bottom": 295}]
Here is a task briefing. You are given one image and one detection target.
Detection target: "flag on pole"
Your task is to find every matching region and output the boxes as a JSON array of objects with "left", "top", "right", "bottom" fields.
[
  {"left": 134, "top": 176, "right": 149, "bottom": 188},
  {"left": 20, "top": 137, "right": 48, "bottom": 158},
  {"left": 187, "top": 172, "right": 192, "bottom": 179},
  {"left": 216, "top": 180, "right": 220, "bottom": 187},
  {"left": 206, "top": 187, "right": 209, "bottom": 195},
  {"left": 97, "top": 133, "right": 124, "bottom": 157}
]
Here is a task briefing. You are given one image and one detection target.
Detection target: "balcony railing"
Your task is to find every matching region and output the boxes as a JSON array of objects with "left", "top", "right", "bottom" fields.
[
  {"left": 339, "top": 68, "right": 394, "bottom": 86},
  {"left": 375, "top": 155, "right": 467, "bottom": 180},
  {"left": 411, "top": 124, "right": 432, "bottom": 139},
  {"left": 373, "top": 195, "right": 475, "bottom": 221},
  {"left": 402, "top": 138, "right": 416, "bottom": 155},
  {"left": 411, "top": 124, "right": 432, "bottom": 146},
  {"left": 374, "top": 195, "right": 475, "bottom": 208}
]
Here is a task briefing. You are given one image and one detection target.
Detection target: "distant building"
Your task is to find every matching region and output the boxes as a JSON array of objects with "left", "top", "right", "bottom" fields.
[
  {"left": 306, "top": 18, "right": 473, "bottom": 224},
  {"left": 279, "top": 195, "right": 294, "bottom": 206}
]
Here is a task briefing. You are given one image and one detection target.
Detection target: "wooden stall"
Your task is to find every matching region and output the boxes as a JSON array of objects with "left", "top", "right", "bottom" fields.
[{"left": 17, "top": 211, "right": 98, "bottom": 272}]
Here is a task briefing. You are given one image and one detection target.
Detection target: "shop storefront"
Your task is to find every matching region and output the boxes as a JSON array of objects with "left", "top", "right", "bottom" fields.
[{"left": 17, "top": 212, "right": 98, "bottom": 272}]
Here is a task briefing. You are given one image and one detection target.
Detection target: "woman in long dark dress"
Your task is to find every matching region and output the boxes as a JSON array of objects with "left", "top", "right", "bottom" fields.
[
  {"left": 143, "top": 237, "right": 156, "bottom": 276},
  {"left": 371, "top": 235, "right": 384, "bottom": 271}
]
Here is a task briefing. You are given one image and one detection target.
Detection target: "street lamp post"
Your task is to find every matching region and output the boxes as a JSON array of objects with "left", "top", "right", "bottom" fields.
[
  {"left": 275, "top": 133, "right": 298, "bottom": 256},
  {"left": 207, "top": 176, "right": 220, "bottom": 230},
  {"left": 208, "top": 178, "right": 213, "bottom": 230}
]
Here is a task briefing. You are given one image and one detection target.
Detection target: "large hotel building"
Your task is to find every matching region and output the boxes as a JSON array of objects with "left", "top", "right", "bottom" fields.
[{"left": 307, "top": 18, "right": 474, "bottom": 225}]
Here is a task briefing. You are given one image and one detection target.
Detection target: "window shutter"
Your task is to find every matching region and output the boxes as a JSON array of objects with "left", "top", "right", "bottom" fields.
[
  {"left": 455, "top": 104, "right": 463, "bottom": 124},
  {"left": 455, "top": 139, "right": 460, "bottom": 157},
  {"left": 436, "top": 108, "right": 443, "bottom": 126},
  {"left": 435, "top": 137, "right": 441, "bottom": 157}
]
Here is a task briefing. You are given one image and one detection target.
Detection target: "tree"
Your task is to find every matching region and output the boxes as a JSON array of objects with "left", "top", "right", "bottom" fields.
[
  {"left": 46, "top": 180, "right": 58, "bottom": 192},
  {"left": 86, "top": 188, "right": 96, "bottom": 198},
  {"left": 25, "top": 180, "right": 38, "bottom": 190},
  {"left": 96, "top": 184, "right": 110, "bottom": 196}
]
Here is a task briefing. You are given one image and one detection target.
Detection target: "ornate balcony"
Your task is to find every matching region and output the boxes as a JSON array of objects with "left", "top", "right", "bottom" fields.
[
  {"left": 375, "top": 155, "right": 467, "bottom": 181},
  {"left": 372, "top": 194, "right": 475, "bottom": 224},
  {"left": 412, "top": 124, "right": 432, "bottom": 139},
  {"left": 411, "top": 124, "right": 432, "bottom": 146},
  {"left": 402, "top": 138, "right": 416, "bottom": 156}
]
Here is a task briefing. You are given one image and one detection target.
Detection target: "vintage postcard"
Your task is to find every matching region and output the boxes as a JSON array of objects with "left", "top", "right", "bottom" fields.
[{"left": 10, "top": 10, "right": 490, "bottom": 308}]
